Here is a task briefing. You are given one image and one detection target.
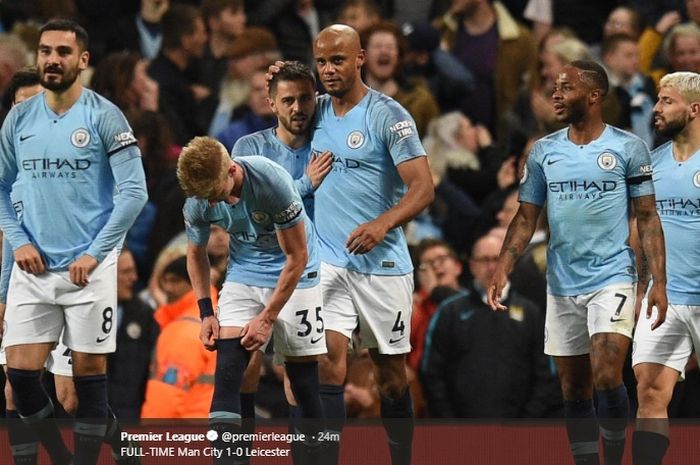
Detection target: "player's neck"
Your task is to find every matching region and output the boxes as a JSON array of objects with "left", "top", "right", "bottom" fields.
[
  {"left": 230, "top": 162, "right": 244, "bottom": 199},
  {"left": 330, "top": 83, "right": 369, "bottom": 117},
  {"left": 45, "top": 82, "right": 83, "bottom": 115},
  {"left": 274, "top": 126, "right": 309, "bottom": 149},
  {"left": 567, "top": 118, "right": 606, "bottom": 146},
  {"left": 672, "top": 123, "right": 700, "bottom": 161}
]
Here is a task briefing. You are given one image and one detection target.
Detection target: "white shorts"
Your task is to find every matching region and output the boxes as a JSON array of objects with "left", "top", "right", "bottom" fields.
[
  {"left": 217, "top": 282, "right": 326, "bottom": 359},
  {"left": 545, "top": 283, "right": 636, "bottom": 356},
  {"left": 321, "top": 262, "right": 413, "bottom": 355},
  {"left": 2, "top": 250, "right": 118, "bottom": 354},
  {"left": 632, "top": 301, "right": 700, "bottom": 377}
]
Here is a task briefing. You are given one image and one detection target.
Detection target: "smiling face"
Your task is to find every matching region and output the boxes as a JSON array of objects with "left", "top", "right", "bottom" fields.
[{"left": 37, "top": 30, "right": 89, "bottom": 93}]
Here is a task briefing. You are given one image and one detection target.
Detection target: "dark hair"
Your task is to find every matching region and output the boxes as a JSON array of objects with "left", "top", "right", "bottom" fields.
[
  {"left": 601, "top": 33, "right": 636, "bottom": 58},
  {"left": 6, "top": 67, "right": 41, "bottom": 106},
  {"left": 162, "top": 255, "right": 190, "bottom": 284},
  {"left": 269, "top": 60, "right": 316, "bottom": 96},
  {"left": 570, "top": 59, "right": 609, "bottom": 96},
  {"left": 161, "top": 4, "right": 203, "bottom": 51},
  {"left": 90, "top": 51, "right": 141, "bottom": 111},
  {"left": 201, "top": 0, "right": 243, "bottom": 19},
  {"left": 416, "top": 238, "right": 457, "bottom": 261},
  {"left": 340, "top": 0, "right": 381, "bottom": 18},
  {"left": 39, "top": 18, "right": 89, "bottom": 51}
]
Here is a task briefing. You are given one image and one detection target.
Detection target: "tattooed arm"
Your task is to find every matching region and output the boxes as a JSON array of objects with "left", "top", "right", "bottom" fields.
[
  {"left": 633, "top": 194, "right": 667, "bottom": 330},
  {"left": 487, "top": 202, "right": 542, "bottom": 310}
]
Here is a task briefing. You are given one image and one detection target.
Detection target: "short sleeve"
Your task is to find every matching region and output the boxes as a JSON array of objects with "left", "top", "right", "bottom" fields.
[
  {"left": 183, "top": 198, "right": 212, "bottom": 246},
  {"left": 625, "top": 138, "right": 654, "bottom": 198},
  {"left": 96, "top": 102, "right": 139, "bottom": 158},
  {"left": 375, "top": 98, "right": 426, "bottom": 166},
  {"left": 518, "top": 141, "right": 547, "bottom": 206}
]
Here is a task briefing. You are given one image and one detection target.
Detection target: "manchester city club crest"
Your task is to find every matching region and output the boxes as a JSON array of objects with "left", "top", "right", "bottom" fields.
[
  {"left": 251, "top": 211, "right": 270, "bottom": 223},
  {"left": 693, "top": 171, "right": 700, "bottom": 188},
  {"left": 346, "top": 131, "right": 365, "bottom": 149},
  {"left": 597, "top": 152, "right": 617, "bottom": 170},
  {"left": 71, "top": 128, "right": 90, "bottom": 148}
]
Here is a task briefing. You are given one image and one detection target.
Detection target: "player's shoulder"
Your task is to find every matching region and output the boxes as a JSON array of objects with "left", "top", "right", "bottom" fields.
[
  {"left": 183, "top": 196, "right": 209, "bottom": 219},
  {"left": 529, "top": 128, "right": 567, "bottom": 158},
  {"left": 237, "top": 155, "right": 288, "bottom": 179},
  {"left": 367, "top": 88, "right": 409, "bottom": 117},
  {"left": 80, "top": 88, "right": 122, "bottom": 114},
  {"left": 232, "top": 128, "right": 274, "bottom": 154},
  {"left": 650, "top": 140, "right": 672, "bottom": 158},
  {"left": 604, "top": 125, "right": 649, "bottom": 152}
]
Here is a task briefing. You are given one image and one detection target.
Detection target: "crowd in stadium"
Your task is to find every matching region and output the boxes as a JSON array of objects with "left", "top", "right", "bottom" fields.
[{"left": 1, "top": 0, "right": 700, "bottom": 464}]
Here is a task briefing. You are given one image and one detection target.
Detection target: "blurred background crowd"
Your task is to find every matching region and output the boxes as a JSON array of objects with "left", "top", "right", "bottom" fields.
[{"left": 1, "top": 0, "right": 700, "bottom": 421}]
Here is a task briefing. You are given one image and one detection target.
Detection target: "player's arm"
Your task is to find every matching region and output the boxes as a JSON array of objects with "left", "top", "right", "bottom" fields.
[
  {"left": 78, "top": 148, "right": 148, "bottom": 281},
  {"left": 347, "top": 156, "right": 434, "bottom": 254},
  {"left": 487, "top": 202, "right": 542, "bottom": 311},
  {"left": 633, "top": 194, "right": 667, "bottom": 329},
  {"left": 184, "top": 200, "right": 219, "bottom": 350},
  {"left": 0, "top": 111, "right": 42, "bottom": 274},
  {"left": 241, "top": 221, "right": 308, "bottom": 351},
  {"left": 628, "top": 207, "right": 648, "bottom": 319}
]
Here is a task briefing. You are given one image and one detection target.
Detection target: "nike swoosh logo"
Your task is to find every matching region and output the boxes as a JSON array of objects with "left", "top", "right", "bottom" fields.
[
  {"left": 19, "top": 135, "right": 35, "bottom": 141},
  {"left": 547, "top": 159, "right": 562, "bottom": 165},
  {"left": 388, "top": 336, "right": 405, "bottom": 344},
  {"left": 610, "top": 317, "right": 626, "bottom": 323},
  {"left": 310, "top": 335, "right": 323, "bottom": 344},
  {"left": 96, "top": 336, "right": 108, "bottom": 343}
]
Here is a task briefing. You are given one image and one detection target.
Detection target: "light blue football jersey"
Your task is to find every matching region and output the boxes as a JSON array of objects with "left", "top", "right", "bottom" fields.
[
  {"left": 0, "top": 89, "right": 147, "bottom": 270},
  {"left": 184, "top": 156, "right": 319, "bottom": 289},
  {"left": 231, "top": 127, "right": 316, "bottom": 219},
  {"left": 310, "top": 89, "right": 426, "bottom": 275},
  {"left": 651, "top": 142, "right": 700, "bottom": 305},
  {"left": 519, "top": 125, "right": 654, "bottom": 296}
]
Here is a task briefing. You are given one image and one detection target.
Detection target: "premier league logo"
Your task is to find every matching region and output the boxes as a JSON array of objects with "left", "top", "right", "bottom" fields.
[
  {"left": 597, "top": 152, "right": 617, "bottom": 170},
  {"left": 347, "top": 131, "right": 365, "bottom": 149},
  {"left": 70, "top": 128, "right": 90, "bottom": 148}
]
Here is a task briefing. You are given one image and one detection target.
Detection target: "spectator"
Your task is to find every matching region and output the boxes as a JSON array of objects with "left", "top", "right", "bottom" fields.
[
  {"left": 337, "top": 0, "right": 382, "bottom": 35},
  {"left": 107, "top": 248, "right": 158, "bottom": 420},
  {"left": 147, "top": 4, "right": 209, "bottom": 145},
  {"left": 105, "top": 0, "right": 170, "bottom": 60},
  {"left": 408, "top": 239, "right": 463, "bottom": 373},
  {"left": 0, "top": 33, "right": 30, "bottom": 123},
  {"left": 199, "top": 0, "right": 247, "bottom": 130},
  {"left": 602, "top": 34, "right": 657, "bottom": 147},
  {"left": 208, "top": 26, "right": 280, "bottom": 137},
  {"left": 90, "top": 51, "right": 159, "bottom": 113},
  {"left": 424, "top": 111, "right": 505, "bottom": 206},
  {"left": 141, "top": 256, "right": 218, "bottom": 418},
  {"left": 420, "top": 229, "right": 560, "bottom": 418},
  {"left": 434, "top": 0, "right": 537, "bottom": 135},
  {"left": 215, "top": 67, "right": 276, "bottom": 151},
  {"left": 650, "top": 23, "right": 700, "bottom": 86},
  {"left": 362, "top": 21, "right": 440, "bottom": 137},
  {"left": 401, "top": 20, "right": 475, "bottom": 113}
]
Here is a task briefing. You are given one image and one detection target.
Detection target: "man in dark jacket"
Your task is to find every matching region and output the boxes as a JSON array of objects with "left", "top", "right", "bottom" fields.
[
  {"left": 107, "top": 248, "right": 158, "bottom": 420},
  {"left": 420, "top": 228, "right": 561, "bottom": 417}
]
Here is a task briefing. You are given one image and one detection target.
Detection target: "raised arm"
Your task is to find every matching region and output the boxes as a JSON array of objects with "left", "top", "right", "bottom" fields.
[
  {"left": 487, "top": 202, "right": 542, "bottom": 310},
  {"left": 633, "top": 194, "right": 667, "bottom": 329}
]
